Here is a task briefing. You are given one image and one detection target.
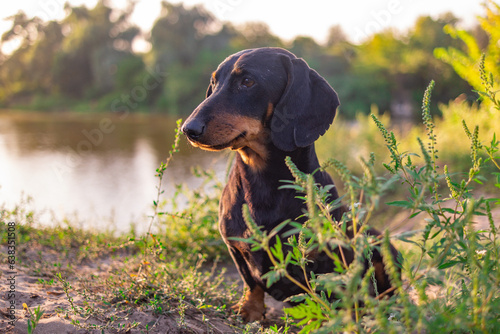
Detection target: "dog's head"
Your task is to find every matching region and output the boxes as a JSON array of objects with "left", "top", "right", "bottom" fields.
[{"left": 182, "top": 47, "right": 340, "bottom": 156}]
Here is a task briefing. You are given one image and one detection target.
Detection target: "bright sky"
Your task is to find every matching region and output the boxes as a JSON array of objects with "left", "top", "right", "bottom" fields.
[{"left": 0, "top": 0, "right": 486, "bottom": 52}]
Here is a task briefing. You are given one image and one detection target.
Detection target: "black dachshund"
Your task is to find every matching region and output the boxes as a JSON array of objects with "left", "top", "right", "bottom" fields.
[{"left": 182, "top": 47, "right": 398, "bottom": 322}]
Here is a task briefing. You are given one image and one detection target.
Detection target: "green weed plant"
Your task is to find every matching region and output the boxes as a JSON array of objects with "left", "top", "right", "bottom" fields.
[
  {"left": 238, "top": 63, "right": 499, "bottom": 332},
  {"left": 23, "top": 303, "right": 44, "bottom": 334}
]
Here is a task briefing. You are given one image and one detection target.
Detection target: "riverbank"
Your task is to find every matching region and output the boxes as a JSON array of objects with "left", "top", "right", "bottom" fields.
[
  {"left": 0, "top": 187, "right": 296, "bottom": 334},
  {"left": 0, "top": 220, "right": 291, "bottom": 333}
]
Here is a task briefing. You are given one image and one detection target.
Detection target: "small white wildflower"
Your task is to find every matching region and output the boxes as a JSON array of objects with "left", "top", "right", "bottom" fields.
[{"left": 476, "top": 249, "right": 487, "bottom": 257}]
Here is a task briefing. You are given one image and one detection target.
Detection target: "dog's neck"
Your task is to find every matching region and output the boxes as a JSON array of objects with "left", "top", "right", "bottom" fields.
[
  {"left": 234, "top": 125, "right": 321, "bottom": 174},
  {"left": 233, "top": 125, "right": 269, "bottom": 171},
  {"left": 233, "top": 141, "right": 345, "bottom": 225},
  {"left": 237, "top": 143, "right": 321, "bottom": 177},
  {"left": 237, "top": 144, "right": 269, "bottom": 172}
]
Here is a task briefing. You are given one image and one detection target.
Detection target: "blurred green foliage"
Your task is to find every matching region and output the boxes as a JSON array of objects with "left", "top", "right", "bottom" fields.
[
  {"left": 0, "top": 0, "right": 496, "bottom": 118},
  {"left": 435, "top": 0, "right": 500, "bottom": 95}
]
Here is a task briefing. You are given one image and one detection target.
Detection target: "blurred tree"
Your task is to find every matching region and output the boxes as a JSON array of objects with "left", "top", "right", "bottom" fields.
[
  {"left": 322, "top": 24, "right": 354, "bottom": 84},
  {"left": 1, "top": 11, "right": 44, "bottom": 46},
  {"left": 410, "top": 13, "right": 459, "bottom": 52},
  {"left": 0, "top": 12, "right": 60, "bottom": 102},
  {"left": 150, "top": 1, "right": 217, "bottom": 67},
  {"left": 326, "top": 25, "right": 348, "bottom": 48},
  {"left": 435, "top": 0, "right": 500, "bottom": 95},
  {"left": 149, "top": 1, "right": 237, "bottom": 113},
  {"left": 230, "top": 22, "right": 283, "bottom": 50},
  {"left": 404, "top": 13, "right": 471, "bottom": 111},
  {"left": 290, "top": 36, "right": 322, "bottom": 62},
  {"left": 53, "top": 0, "right": 140, "bottom": 98},
  {"left": 0, "top": 0, "right": 489, "bottom": 118},
  {"left": 342, "top": 29, "right": 407, "bottom": 117},
  {"left": 338, "top": 13, "right": 470, "bottom": 119}
]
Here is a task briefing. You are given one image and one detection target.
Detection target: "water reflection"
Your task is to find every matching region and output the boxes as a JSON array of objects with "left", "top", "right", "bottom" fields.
[{"left": 0, "top": 111, "right": 227, "bottom": 233}]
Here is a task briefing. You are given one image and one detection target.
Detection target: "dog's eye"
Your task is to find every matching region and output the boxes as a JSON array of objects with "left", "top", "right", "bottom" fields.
[{"left": 241, "top": 78, "right": 255, "bottom": 88}]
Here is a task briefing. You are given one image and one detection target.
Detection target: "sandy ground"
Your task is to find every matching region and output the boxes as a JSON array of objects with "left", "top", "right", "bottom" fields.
[{"left": 0, "top": 255, "right": 288, "bottom": 334}]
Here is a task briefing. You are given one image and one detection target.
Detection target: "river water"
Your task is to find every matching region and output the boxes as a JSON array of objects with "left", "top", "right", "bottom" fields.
[{"left": 0, "top": 111, "right": 228, "bottom": 233}]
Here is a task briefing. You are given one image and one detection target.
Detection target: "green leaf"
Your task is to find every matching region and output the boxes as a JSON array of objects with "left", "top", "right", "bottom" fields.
[
  {"left": 387, "top": 200, "right": 413, "bottom": 208},
  {"left": 285, "top": 293, "right": 309, "bottom": 303},
  {"left": 271, "top": 236, "right": 284, "bottom": 262},
  {"left": 228, "top": 236, "right": 256, "bottom": 244},
  {"left": 438, "top": 260, "right": 462, "bottom": 269},
  {"left": 278, "top": 184, "right": 304, "bottom": 191},
  {"left": 262, "top": 269, "right": 286, "bottom": 287},
  {"left": 409, "top": 211, "right": 423, "bottom": 218},
  {"left": 473, "top": 178, "right": 484, "bottom": 185}
]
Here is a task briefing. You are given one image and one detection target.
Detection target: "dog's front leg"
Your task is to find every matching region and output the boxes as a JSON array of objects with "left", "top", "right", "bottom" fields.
[{"left": 228, "top": 246, "right": 266, "bottom": 322}]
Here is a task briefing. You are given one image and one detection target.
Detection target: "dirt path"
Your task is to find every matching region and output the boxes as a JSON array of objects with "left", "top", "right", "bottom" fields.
[{"left": 0, "top": 255, "right": 289, "bottom": 334}]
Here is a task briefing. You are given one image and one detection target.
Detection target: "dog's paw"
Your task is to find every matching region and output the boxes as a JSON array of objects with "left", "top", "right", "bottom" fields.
[
  {"left": 231, "top": 301, "right": 265, "bottom": 322},
  {"left": 232, "top": 286, "right": 266, "bottom": 322}
]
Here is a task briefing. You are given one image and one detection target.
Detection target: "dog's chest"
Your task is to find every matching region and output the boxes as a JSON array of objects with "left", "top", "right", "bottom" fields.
[{"left": 218, "top": 169, "right": 304, "bottom": 243}]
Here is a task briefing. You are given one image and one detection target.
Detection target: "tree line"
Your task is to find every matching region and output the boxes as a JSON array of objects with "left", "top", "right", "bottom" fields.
[{"left": 0, "top": 0, "right": 498, "bottom": 119}]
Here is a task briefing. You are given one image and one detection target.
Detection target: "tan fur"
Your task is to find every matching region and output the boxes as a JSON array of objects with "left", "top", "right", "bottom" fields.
[
  {"left": 265, "top": 102, "right": 274, "bottom": 123},
  {"left": 231, "top": 285, "right": 266, "bottom": 322},
  {"left": 187, "top": 112, "right": 270, "bottom": 172}
]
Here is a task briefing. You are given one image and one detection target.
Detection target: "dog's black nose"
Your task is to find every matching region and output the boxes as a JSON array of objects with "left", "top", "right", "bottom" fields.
[{"left": 182, "top": 119, "right": 205, "bottom": 140}]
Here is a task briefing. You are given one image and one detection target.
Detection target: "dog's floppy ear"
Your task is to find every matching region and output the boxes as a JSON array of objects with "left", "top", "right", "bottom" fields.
[
  {"left": 271, "top": 56, "right": 340, "bottom": 151},
  {"left": 206, "top": 81, "right": 213, "bottom": 98}
]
